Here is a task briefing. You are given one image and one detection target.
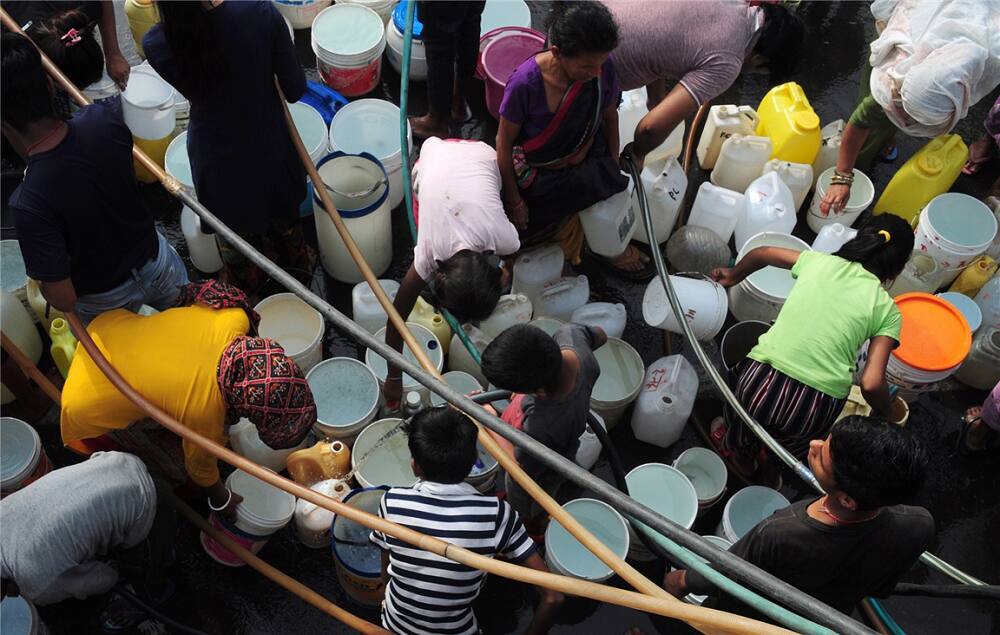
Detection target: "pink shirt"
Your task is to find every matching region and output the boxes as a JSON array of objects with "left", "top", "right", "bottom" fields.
[{"left": 412, "top": 138, "right": 520, "bottom": 280}]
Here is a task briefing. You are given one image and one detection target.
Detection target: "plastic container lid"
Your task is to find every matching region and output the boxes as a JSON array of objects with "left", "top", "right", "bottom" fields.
[
  {"left": 312, "top": 4, "right": 385, "bottom": 59},
  {"left": 893, "top": 293, "right": 972, "bottom": 371},
  {"left": 937, "top": 292, "right": 983, "bottom": 333},
  {"left": 1, "top": 417, "right": 41, "bottom": 490},
  {"left": 328, "top": 99, "right": 411, "bottom": 166},
  {"left": 1, "top": 240, "right": 27, "bottom": 292},
  {"left": 307, "top": 358, "right": 381, "bottom": 428},
  {"left": 793, "top": 111, "right": 819, "bottom": 131},
  {"left": 164, "top": 132, "right": 193, "bottom": 189},
  {"left": 290, "top": 102, "right": 329, "bottom": 163},
  {"left": 392, "top": 0, "right": 423, "bottom": 38}
]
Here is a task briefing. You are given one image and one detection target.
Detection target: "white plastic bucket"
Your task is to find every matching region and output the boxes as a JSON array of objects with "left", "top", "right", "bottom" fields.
[
  {"left": 479, "top": 0, "right": 532, "bottom": 35},
  {"left": 544, "top": 498, "right": 629, "bottom": 582},
  {"left": 307, "top": 358, "right": 381, "bottom": 444},
  {"left": 673, "top": 447, "right": 728, "bottom": 513},
  {"left": 82, "top": 69, "right": 120, "bottom": 106},
  {"left": 625, "top": 463, "right": 698, "bottom": 561},
  {"left": 329, "top": 99, "right": 412, "bottom": 210},
  {"left": 386, "top": 16, "right": 428, "bottom": 80},
  {"left": 466, "top": 441, "right": 500, "bottom": 493},
  {"left": 728, "top": 232, "right": 811, "bottom": 322},
  {"left": 430, "top": 370, "right": 484, "bottom": 407},
  {"left": 716, "top": 486, "right": 789, "bottom": 542},
  {"left": 121, "top": 67, "right": 175, "bottom": 140},
  {"left": 254, "top": 293, "right": 325, "bottom": 374},
  {"left": 201, "top": 469, "right": 295, "bottom": 566},
  {"left": 807, "top": 167, "right": 874, "bottom": 232},
  {"left": 338, "top": 0, "right": 395, "bottom": 24},
  {"left": 274, "top": 0, "right": 332, "bottom": 29},
  {"left": 366, "top": 323, "right": 444, "bottom": 402},
  {"left": 590, "top": 337, "right": 645, "bottom": 428},
  {"left": 292, "top": 102, "right": 330, "bottom": 165},
  {"left": 331, "top": 487, "right": 388, "bottom": 606},
  {"left": 1, "top": 417, "right": 52, "bottom": 496},
  {"left": 352, "top": 418, "right": 417, "bottom": 488},
  {"left": 642, "top": 274, "right": 728, "bottom": 340},
  {"left": 0, "top": 292, "right": 42, "bottom": 405},
  {"left": 915, "top": 193, "right": 998, "bottom": 284},
  {"left": 311, "top": 4, "right": 386, "bottom": 97},
  {"left": 313, "top": 152, "right": 392, "bottom": 282},
  {"left": 937, "top": 292, "right": 983, "bottom": 333}
]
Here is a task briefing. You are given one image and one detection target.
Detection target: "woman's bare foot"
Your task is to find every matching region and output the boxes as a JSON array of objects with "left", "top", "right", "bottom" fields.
[
  {"left": 607, "top": 245, "right": 650, "bottom": 272},
  {"left": 963, "top": 136, "right": 997, "bottom": 175},
  {"left": 409, "top": 113, "right": 450, "bottom": 141},
  {"left": 963, "top": 406, "right": 993, "bottom": 451}
]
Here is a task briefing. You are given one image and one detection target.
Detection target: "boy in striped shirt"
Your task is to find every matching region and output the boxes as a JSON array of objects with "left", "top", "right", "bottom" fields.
[{"left": 370, "top": 407, "right": 563, "bottom": 635}]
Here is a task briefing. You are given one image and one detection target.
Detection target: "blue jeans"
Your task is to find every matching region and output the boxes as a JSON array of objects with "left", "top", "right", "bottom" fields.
[{"left": 75, "top": 232, "right": 190, "bottom": 325}]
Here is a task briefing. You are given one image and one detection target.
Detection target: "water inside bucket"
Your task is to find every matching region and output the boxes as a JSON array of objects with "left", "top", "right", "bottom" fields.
[
  {"left": 726, "top": 486, "right": 789, "bottom": 539},
  {"left": 290, "top": 102, "right": 328, "bottom": 160},
  {"left": 334, "top": 489, "right": 385, "bottom": 573},
  {"left": 165, "top": 132, "right": 193, "bottom": 189},
  {"left": 353, "top": 419, "right": 417, "bottom": 487},
  {"left": 592, "top": 341, "right": 643, "bottom": 402},
  {"left": 330, "top": 100, "right": 408, "bottom": 161},
  {"left": 547, "top": 499, "right": 627, "bottom": 579},
  {"left": 313, "top": 5, "right": 384, "bottom": 56},
  {"left": 748, "top": 265, "right": 795, "bottom": 297},
  {"left": 483, "top": 32, "right": 544, "bottom": 85},
  {"left": 308, "top": 359, "right": 380, "bottom": 428},
  {"left": 1, "top": 418, "right": 39, "bottom": 488},
  {"left": 1, "top": 241, "right": 26, "bottom": 292},
  {"left": 626, "top": 464, "right": 698, "bottom": 530},
  {"left": 927, "top": 195, "right": 997, "bottom": 248}
]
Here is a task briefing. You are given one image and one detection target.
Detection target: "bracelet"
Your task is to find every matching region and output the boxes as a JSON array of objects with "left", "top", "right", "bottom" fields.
[
  {"left": 830, "top": 174, "right": 854, "bottom": 186},
  {"left": 208, "top": 488, "right": 232, "bottom": 512}
]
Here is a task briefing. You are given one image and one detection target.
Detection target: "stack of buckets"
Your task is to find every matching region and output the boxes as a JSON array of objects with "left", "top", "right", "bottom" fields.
[{"left": 311, "top": 4, "right": 386, "bottom": 97}]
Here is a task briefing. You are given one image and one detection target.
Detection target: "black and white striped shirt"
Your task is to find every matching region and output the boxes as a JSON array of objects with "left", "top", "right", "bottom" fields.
[{"left": 370, "top": 481, "right": 536, "bottom": 635}]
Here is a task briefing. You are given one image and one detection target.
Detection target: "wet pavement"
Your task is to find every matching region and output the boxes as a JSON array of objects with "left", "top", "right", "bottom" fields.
[{"left": 3, "top": 2, "right": 999, "bottom": 634}]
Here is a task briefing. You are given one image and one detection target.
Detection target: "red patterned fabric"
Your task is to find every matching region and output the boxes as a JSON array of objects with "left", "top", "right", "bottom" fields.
[
  {"left": 176, "top": 280, "right": 261, "bottom": 330},
  {"left": 216, "top": 336, "right": 316, "bottom": 449}
]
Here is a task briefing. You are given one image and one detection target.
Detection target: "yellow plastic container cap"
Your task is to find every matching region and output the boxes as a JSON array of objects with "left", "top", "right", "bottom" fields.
[
  {"left": 916, "top": 154, "right": 943, "bottom": 176},
  {"left": 793, "top": 111, "right": 819, "bottom": 131},
  {"left": 893, "top": 292, "right": 971, "bottom": 371}
]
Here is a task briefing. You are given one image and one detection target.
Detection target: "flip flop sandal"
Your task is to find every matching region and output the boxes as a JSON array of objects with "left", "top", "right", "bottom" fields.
[
  {"left": 587, "top": 246, "right": 657, "bottom": 282},
  {"left": 877, "top": 145, "right": 899, "bottom": 163}
]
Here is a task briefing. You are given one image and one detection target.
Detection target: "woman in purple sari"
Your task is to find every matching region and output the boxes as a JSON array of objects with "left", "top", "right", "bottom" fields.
[{"left": 496, "top": 1, "right": 650, "bottom": 276}]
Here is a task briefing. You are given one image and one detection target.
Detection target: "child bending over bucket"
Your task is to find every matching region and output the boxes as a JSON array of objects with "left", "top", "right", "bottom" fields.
[
  {"left": 370, "top": 407, "right": 563, "bottom": 635},
  {"left": 481, "top": 323, "right": 606, "bottom": 534},
  {"left": 709, "top": 214, "right": 914, "bottom": 480},
  {"left": 384, "top": 137, "right": 520, "bottom": 406}
]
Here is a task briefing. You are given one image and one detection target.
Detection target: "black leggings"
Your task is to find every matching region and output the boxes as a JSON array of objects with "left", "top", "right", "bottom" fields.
[
  {"left": 116, "top": 479, "right": 176, "bottom": 597},
  {"left": 417, "top": 1, "right": 486, "bottom": 116}
]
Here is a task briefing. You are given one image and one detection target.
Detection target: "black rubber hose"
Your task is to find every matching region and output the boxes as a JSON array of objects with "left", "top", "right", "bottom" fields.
[
  {"left": 112, "top": 584, "right": 211, "bottom": 635},
  {"left": 890, "top": 583, "right": 1000, "bottom": 600}
]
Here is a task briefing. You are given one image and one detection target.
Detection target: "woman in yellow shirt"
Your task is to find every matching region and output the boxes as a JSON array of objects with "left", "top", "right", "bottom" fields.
[{"left": 61, "top": 281, "right": 317, "bottom": 517}]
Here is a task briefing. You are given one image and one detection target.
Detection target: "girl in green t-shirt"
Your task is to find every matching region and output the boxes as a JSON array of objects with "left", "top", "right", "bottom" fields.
[{"left": 709, "top": 214, "right": 914, "bottom": 480}]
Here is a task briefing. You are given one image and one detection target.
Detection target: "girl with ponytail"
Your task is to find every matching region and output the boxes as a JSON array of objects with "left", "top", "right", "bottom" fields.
[{"left": 709, "top": 213, "right": 914, "bottom": 480}]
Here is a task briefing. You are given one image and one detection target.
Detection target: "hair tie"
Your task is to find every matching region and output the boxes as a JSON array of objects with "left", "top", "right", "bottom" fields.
[
  {"left": 878, "top": 230, "right": 891, "bottom": 243},
  {"left": 60, "top": 28, "right": 82, "bottom": 47}
]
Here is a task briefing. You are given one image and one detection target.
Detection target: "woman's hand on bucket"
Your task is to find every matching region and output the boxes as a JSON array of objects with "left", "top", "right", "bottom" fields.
[{"left": 819, "top": 183, "right": 851, "bottom": 216}]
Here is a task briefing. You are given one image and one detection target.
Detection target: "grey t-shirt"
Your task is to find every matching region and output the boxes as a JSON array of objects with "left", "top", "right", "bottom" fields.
[
  {"left": 603, "top": 0, "right": 761, "bottom": 103},
  {"left": 0, "top": 452, "right": 157, "bottom": 605},
  {"left": 507, "top": 324, "right": 603, "bottom": 520}
]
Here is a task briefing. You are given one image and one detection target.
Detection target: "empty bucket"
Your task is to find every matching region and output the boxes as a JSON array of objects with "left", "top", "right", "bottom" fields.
[
  {"left": 716, "top": 485, "right": 790, "bottom": 542},
  {"left": 720, "top": 321, "right": 771, "bottom": 371},
  {"left": 728, "top": 232, "right": 811, "bottom": 322},
  {"left": 590, "top": 338, "right": 645, "bottom": 428},
  {"left": 255, "top": 293, "right": 325, "bottom": 374},
  {"left": 201, "top": 469, "right": 296, "bottom": 567},
  {"left": 479, "top": 27, "right": 545, "bottom": 120},
  {"left": 642, "top": 275, "right": 728, "bottom": 340},
  {"left": 329, "top": 99, "right": 412, "bottom": 209},
  {"left": 544, "top": 498, "right": 629, "bottom": 582},
  {"left": 308, "top": 358, "right": 381, "bottom": 445},
  {"left": 367, "top": 323, "right": 444, "bottom": 402},
  {"left": 313, "top": 152, "right": 392, "bottom": 282},
  {"left": 807, "top": 167, "right": 874, "bottom": 232},
  {"left": 673, "top": 447, "right": 729, "bottom": 513},
  {"left": 311, "top": 4, "right": 386, "bottom": 97},
  {"left": 1, "top": 417, "right": 52, "bottom": 497},
  {"left": 351, "top": 418, "right": 417, "bottom": 488},
  {"left": 332, "top": 487, "right": 388, "bottom": 606},
  {"left": 625, "top": 463, "right": 698, "bottom": 561}
]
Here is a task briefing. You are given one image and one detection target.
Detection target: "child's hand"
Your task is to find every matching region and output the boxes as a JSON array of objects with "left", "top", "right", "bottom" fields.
[{"left": 710, "top": 267, "right": 737, "bottom": 287}]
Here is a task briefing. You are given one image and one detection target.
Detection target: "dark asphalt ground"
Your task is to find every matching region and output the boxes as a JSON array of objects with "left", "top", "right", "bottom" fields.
[{"left": 2, "top": 2, "right": 998, "bottom": 634}]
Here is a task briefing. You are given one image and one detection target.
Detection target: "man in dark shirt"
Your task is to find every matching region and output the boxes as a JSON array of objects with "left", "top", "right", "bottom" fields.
[
  {"left": 666, "top": 415, "right": 934, "bottom": 617},
  {"left": 2, "top": 33, "right": 187, "bottom": 325}
]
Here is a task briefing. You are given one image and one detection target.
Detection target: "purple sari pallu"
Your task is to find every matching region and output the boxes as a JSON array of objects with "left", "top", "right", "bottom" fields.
[{"left": 514, "top": 77, "right": 627, "bottom": 236}]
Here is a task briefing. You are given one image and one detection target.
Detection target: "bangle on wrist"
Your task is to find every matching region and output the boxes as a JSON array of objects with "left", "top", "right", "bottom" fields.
[{"left": 208, "top": 488, "right": 232, "bottom": 512}]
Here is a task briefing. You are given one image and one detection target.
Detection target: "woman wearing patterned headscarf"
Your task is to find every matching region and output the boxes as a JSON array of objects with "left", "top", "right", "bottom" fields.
[{"left": 60, "top": 280, "right": 317, "bottom": 518}]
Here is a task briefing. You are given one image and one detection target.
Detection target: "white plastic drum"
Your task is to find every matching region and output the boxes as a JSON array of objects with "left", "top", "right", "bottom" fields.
[
  {"left": 728, "top": 232, "right": 811, "bottom": 322},
  {"left": 590, "top": 338, "right": 645, "bottom": 428},
  {"left": 329, "top": 99, "right": 412, "bottom": 209},
  {"left": 254, "top": 293, "right": 325, "bottom": 373},
  {"left": 307, "top": 357, "right": 381, "bottom": 445}
]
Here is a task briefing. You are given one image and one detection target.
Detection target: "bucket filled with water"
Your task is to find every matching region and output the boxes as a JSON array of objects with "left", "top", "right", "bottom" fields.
[
  {"left": 201, "top": 469, "right": 296, "bottom": 566},
  {"left": 624, "top": 463, "right": 699, "bottom": 561},
  {"left": 1, "top": 417, "right": 52, "bottom": 497},
  {"left": 332, "top": 487, "right": 388, "bottom": 606},
  {"left": 307, "top": 357, "right": 381, "bottom": 445},
  {"left": 329, "top": 99, "right": 412, "bottom": 210},
  {"left": 728, "top": 232, "right": 811, "bottom": 322},
  {"left": 313, "top": 152, "right": 392, "bottom": 282},
  {"left": 673, "top": 447, "right": 729, "bottom": 514},
  {"left": 716, "top": 485, "right": 789, "bottom": 542},
  {"left": 545, "top": 498, "right": 630, "bottom": 582},
  {"left": 1, "top": 595, "right": 45, "bottom": 635},
  {"left": 590, "top": 338, "right": 645, "bottom": 428},
  {"left": 367, "top": 323, "right": 444, "bottom": 403},
  {"left": 311, "top": 4, "right": 386, "bottom": 97},
  {"left": 915, "top": 193, "right": 998, "bottom": 286},
  {"left": 255, "top": 293, "right": 325, "bottom": 374},
  {"left": 351, "top": 418, "right": 417, "bottom": 489}
]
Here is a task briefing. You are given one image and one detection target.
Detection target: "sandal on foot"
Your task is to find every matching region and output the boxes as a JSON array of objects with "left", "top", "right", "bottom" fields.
[
  {"left": 877, "top": 145, "right": 898, "bottom": 163},
  {"left": 589, "top": 245, "right": 656, "bottom": 282}
]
